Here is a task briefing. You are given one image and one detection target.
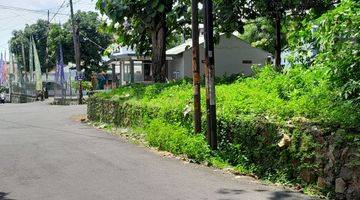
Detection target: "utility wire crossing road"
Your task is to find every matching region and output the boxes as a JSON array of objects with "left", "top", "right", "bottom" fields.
[{"left": 0, "top": 102, "right": 311, "bottom": 200}]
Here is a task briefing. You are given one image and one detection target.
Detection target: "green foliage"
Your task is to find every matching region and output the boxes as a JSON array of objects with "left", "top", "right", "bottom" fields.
[
  {"left": 72, "top": 81, "right": 92, "bottom": 92},
  {"left": 96, "top": 0, "right": 188, "bottom": 55},
  {"left": 85, "top": 2, "right": 360, "bottom": 196},
  {"left": 9, "top": 20, "right": 52, "bottom": 72},
  {"left": 49, "top": 11, "right": 113, "bottom": 79},
  {"left": 88, "top": 65, "right": 359, "bottom": 189},
  {"left": 0, "top": 86, "right": 7, "bottom": 93},
  {"left": 239, "top": 17, "right": 288, "bottom": 54},
  {"left": 9, "top": 11, "right": 112, "bottom": 78},
  {"left": 146, "top": 119, "right": 210, "bottom": 161},
  {"left": 289, "top": 0, "right": 360, "bottom": 105}
]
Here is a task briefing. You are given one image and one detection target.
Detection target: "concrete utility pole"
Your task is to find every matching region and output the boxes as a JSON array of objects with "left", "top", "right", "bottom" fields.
[
  {"left": 69, "top": 0, "right": 83, "bottom": 104},
  {"left": 191, "top": 0, "right": 201, "bottom": 134},
  {"left": 204, "top": 0, "right": 217, "bottom": 150},
  {"left": 45, "top": 10, "right": 50, "bottom": 81},
  {"left": 130, "top": 59, "right": 134, "bottom": 84}
]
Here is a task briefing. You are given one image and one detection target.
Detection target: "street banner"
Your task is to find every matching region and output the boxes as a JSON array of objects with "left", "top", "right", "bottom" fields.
[
  {"left": 29, "top": 37, "right": 34, "bottom": 83},
  {"left": 0, "top": 52, "right": 8, "bottom": 85},
  {"left": 0, "top": 53, "right": 3, "bottom": 85},
  {"left": 32, "top": 37, "right": 43, "bottom": 91},
  {"left": 14, "top": 54, "right": 21, "bottom": 85},
  {"left": 55, "top": 42, "right": 65, "bottom": 86}
]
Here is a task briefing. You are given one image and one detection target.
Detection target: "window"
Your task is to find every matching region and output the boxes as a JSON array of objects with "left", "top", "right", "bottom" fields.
[
  {"left": 173, "top": 71, "right": 180, "bottom": 80},
  {"left": 242, "top": 60, "right": 252, "bottom": 64}
]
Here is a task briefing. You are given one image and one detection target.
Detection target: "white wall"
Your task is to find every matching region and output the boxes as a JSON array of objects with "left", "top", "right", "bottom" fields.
[
  {"left": 167, "top": 54, "right": 184, "bottom": 80},
  {"left": 170, "top": 35, "right": 271, "bottom": 79}
]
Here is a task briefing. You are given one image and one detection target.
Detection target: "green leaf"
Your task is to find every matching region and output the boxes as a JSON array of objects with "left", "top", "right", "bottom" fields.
[{"left": 157, "top": 4, "right": 165, "bottom": 13}]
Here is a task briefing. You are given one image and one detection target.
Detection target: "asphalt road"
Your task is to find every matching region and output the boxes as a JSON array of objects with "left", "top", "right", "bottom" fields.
[{"left": 0, "top": 102, "right": 311, "bottom": 200}]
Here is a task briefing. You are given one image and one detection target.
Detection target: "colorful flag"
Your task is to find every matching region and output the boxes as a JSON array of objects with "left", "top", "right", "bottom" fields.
[
  {"left": 8, "top": 52, "right": 14, "bottom": 86},
  {"left": 55, "top": 42, "right": 65, "bottom": 86},
  {"left": 29, "top": 37, "right": 34, "bottom": 83},
  {"left": 13, "top": 53, "right": 21, "bottom": 85},
  {"left": 0, "top": 52, "right": 8, "bottom": 85},
  {"left": 32, "top": 37, "right": 43, "bottom": 91},
  {"left": 9, "top": 52, "right": 14, "bottom": 75},
  {"left": 0, "top": 53, "right": 3, "bottom": 85},
  {"left": 3, "top": 52, "right": 8, "bottom": 85}
]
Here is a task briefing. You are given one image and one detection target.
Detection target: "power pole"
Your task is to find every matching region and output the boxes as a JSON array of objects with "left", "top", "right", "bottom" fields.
[
  {"left": 69, "top": 0, "right": 83, "bottom": 104},
  {"left": 192, "top": 0, "right": 201, "bottom": 134},
  {"left": 130, "top": 59, "right": 134, "bottom": 84},
  {"left": 111, "top": 63, "right": 117, "bottom": 89},
  {"left": 204, "top": 0, "right": 217, "bottom": 150},
  {"left": 45, "top": 10, "right": 50, "bottom": 81}
]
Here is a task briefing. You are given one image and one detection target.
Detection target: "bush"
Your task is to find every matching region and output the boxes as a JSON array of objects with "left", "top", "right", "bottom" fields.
[
  {"left": 145, "top": 119, "right": 210, "bottom": 161},
  {"left": 88, "top": 65, "right": 359, "bottom": 180},
  {"left": 288, "top": 0, "right": 360, "bottom": 105}
]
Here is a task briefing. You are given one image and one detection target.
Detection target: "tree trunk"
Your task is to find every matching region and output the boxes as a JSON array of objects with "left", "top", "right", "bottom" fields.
[
  {"left": 274, "top": 13, "right": 282, "bottom": 71},
  {"left": 151, "top": 13, "right": 167, "bottom": 83}
]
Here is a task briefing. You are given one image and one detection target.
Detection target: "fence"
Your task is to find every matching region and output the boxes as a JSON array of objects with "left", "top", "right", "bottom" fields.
[
  {"left": 9, "top": 82, "right": 37, "bottom": 103},
  {"left": 53, "top": 81, "right": 78, "bottom": 104}
]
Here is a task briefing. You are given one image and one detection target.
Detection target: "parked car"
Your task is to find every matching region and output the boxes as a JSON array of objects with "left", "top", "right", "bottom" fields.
[{"left": 0, "top": 92, "right": 5, "bottom": 104}]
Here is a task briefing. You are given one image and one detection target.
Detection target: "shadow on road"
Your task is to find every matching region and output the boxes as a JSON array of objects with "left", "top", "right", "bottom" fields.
[
  {"left": 217, "top": 188, "right": 247, "bottom": 195},
  {"left": 0, "top": 192, "right": 15, "bottom": 200},
  {"left": 217, "top": 188, "right": 308, "bottom": 200}
]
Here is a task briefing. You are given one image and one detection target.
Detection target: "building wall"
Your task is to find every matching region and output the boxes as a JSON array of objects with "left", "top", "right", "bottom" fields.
[
  {"left": 167, "top": 54, "right": 185, "bottom": 80},
  {"left": 169, "top": 35, "right": 271, "bottom": 79}
]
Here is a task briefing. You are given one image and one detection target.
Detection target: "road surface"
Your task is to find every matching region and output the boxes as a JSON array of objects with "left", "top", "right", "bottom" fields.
[{"left": 0, "top": 102, "right": 311, "bottom": 200}]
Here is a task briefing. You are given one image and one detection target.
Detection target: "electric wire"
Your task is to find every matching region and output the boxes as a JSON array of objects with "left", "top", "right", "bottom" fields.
[
  {"left": 0, "top": 4, "right": 68, "bottom": 16},
  {"left": 50, "top": 1, "right": 67, "bottom": 23}
]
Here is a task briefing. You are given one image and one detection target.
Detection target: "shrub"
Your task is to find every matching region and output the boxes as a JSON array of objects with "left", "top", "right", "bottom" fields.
[
  {"left": 89, "top": 65, "right": 359, "bottom": 178},
  {"left": 145, "top": 119, "right": 210, "bottom": 162}
]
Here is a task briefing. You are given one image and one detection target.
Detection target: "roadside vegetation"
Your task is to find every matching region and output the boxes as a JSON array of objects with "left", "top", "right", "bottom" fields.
[{"left": 89, "top": 0, "right": 359, "bottom": 198}]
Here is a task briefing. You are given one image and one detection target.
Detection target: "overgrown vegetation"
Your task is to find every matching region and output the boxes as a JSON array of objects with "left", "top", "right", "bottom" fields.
[
  {"left": 88, "top": 1, "right": 360, "bottom": 197},
  {"left": 89, "top": 66, "right": 359, "bottom": 193}
]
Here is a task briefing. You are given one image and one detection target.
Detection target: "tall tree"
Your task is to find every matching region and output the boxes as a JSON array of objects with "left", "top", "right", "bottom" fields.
[
  {"left": 96, "top": 0, "right": 188, "bottom": 82},
  {"left": 48, "top": 11, "right": 113, "bottom": 78},
  {"left": 216, "top": 0, "right": 335, "bottom": 70},
  {"left": 238, "top": 17, "right": 279, "bottom": 54},
  {"left": 252, "top": 0, "right": 334, "bottom": 70},
  {"left": 289, "top": 0, "right": 360, "bottom": 104},
  {"left": 9, "top": 20, "right": 53, "bottom": 73},
  {"left": 9, "top": 12, "right": 112, "bottom": 79}
]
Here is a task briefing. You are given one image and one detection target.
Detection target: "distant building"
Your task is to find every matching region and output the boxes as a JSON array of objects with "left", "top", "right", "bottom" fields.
[
  {"left": 106, "top": 35, "right": 272, "bottom": 86},
  {"left": 166, "top": 34, "right": 272, "bottom": 80}
]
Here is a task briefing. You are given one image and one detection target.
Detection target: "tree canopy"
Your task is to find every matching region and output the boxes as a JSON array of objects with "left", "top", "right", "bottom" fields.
[
  {"left": 96, "top": 0, "right": 189, "bottom": 82},
  {"left": 9, "top": 19, "right": 50, "bottom": 72},
  {"left": 289, "top": 0, "right": 360, "bottom": 104},
  {"left": 49, "top": 11, "right": 113, "bottom": 77},
  {"left": 9, "top": 11, "right": 112, "bottom": 78},
  {"left": 217, "top": 0, "right": 335, "bottom": 69}
]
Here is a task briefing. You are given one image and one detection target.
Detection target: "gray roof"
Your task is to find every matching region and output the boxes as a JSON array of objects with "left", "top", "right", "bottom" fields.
[{"left": 166, "top": 36, "right": 205, "bottom": 56}]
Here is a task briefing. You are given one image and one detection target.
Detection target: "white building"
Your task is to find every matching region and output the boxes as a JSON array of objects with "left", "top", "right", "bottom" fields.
[
  {"left": 166, "top": 34, "right": 272, "bottom": 80},
  {"left": 106, "top": 35, "right": 272, "bottom": 86}
]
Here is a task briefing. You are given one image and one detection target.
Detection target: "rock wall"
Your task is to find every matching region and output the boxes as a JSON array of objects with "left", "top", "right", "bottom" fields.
[
  {"left": 322, "top": 131, "right": 360, "bottom": 199},
  {"left": 299, "top": 122, "right": 360, "bottom": 199},
  {"left": 88, "top": 97, "right": 360, "bottom": 199}
]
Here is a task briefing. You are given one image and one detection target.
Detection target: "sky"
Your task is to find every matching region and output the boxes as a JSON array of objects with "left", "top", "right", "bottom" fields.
[{"left": 0, "top": 0, "right": 97, "bottom": 59}]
